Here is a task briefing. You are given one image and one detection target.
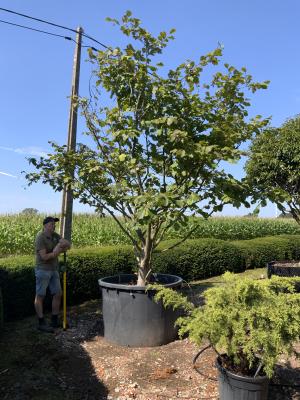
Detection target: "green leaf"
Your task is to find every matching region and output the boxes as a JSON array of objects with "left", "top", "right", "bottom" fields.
[
  {"left": 167, "top": 117, "right": 177, "bottom": 126},
  {"left": 118, "top": 154, "right": 126, "bottom": 161}
]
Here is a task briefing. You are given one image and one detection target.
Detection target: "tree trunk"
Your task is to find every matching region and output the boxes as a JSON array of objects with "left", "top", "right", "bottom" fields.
[
  {"left": 137, "top": 256, "right": 152, "bottom": 286},
  {"left": 136, "top": 244, "right": 153, "bottom": 286},
  {"left": 135, "top": 225, "right": 155, "bottom": 286}
]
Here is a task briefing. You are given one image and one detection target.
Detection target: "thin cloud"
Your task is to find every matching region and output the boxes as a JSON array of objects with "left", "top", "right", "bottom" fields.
[
  {"left": 0, "top": 146, "right": 48, "bottom": 157},
  {"left": 0, "top": 171, "right": 17, "bottom": 178}
]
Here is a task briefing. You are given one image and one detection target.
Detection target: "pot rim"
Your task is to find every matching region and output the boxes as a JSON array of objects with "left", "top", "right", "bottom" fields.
[
  {"left": 268, "top": 260, "right": 298, "bottom": 266},
  {"left": 98, "top": 273, "right": 182, "bottom": 291},
  {"left": 216, "top": 356, "right": 269, "bottom": 383}
]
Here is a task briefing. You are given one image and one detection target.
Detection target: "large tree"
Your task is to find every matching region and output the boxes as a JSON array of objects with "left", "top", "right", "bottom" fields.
[
  {"left": 26, "top": 11, "right": 269, "bottom": 285},
  {"left": 245, "top": 115, "right": 300, "bottom": 224}
]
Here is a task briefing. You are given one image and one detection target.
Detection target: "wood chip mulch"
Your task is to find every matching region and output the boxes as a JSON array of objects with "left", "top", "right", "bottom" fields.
[{"left": 53, "top": 302, "right": 300, "bottom": 400}]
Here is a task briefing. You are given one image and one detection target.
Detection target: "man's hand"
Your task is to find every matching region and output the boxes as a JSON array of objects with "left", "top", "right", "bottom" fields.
[
  {"left": 58, "top": 238, "right": 71, "bottom": 251},
  {"left": 53, "top": 239, "right": 71, "bottom": 256},
  {"left": 59, "top": 263, "right": 67, "bottom": 273},
  {"left": 52, "top": 246, "right": 63, "bottom": 257}
]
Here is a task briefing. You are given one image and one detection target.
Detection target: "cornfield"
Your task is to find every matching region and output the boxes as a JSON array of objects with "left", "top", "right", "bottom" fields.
[{"left": 0, "top": 213, "right": 299, "bottom": 257}]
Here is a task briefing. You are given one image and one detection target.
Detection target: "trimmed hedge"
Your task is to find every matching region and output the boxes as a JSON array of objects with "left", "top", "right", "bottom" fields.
[
  {"left": 1, "top": 235, "right": 300, "bottom": 321},
  {"left": 232, "top": 235, "right": 300, "bottom": 269},
  {"left": 0, "top": 256, "right": 36, "bottom": 321},
  {"left": 0, "top": 246, "right": 135, "bottom": 321},
  {"left": 64, "top": 246, "right": 135, "bottom": 305},
  {"left": 0, "top": 287, "right": 3, "bottom": 332},
  {"left": 153, "top": 239, "right": 244, "bottom": 280}
]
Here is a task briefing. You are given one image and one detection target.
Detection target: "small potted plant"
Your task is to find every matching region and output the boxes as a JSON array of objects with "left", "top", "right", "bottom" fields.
[
  {"left": 26, "top": 12, "right": 269, "bottom": 347},
  {"left": 155, "top": 272, "right": 300, "bottom": 399}
]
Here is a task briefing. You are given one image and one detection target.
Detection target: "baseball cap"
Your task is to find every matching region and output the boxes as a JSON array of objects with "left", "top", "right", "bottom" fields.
[{"left": 43, "top": 216, "right": 59, "bottom": 225}]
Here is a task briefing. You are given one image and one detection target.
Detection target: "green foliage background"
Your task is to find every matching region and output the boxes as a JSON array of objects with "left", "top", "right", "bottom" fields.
[
  {"left": 246, "top": 115, "right": 300, "bottom": 224},
  {"left": 1, "top": 214, "right": 300, "bottom": 257},
  {"left": 1, "top": 235, "right": 300, "bottom": 321}
]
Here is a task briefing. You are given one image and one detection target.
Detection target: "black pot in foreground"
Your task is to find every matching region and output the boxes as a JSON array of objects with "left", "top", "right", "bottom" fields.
[
  {"left": 216, "top": 357, "right": 269, "bottom": 400},
  {"left": 98, "top": 273, "right": 182, "bottom": 347}
]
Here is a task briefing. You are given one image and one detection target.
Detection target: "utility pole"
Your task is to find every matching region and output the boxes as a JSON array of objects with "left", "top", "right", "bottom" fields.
[{"left": 60, "top": 26, "right": 83, "bottom": 242}]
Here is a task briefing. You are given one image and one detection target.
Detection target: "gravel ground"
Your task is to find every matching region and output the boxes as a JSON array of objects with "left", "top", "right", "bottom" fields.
[{"left": 1, "top": 299, "right": 300, "bottom": 399}]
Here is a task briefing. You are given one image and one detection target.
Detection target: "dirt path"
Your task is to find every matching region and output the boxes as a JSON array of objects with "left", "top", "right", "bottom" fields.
[{"left": 1, "top": 299, "right": 300, "bottom": 399}]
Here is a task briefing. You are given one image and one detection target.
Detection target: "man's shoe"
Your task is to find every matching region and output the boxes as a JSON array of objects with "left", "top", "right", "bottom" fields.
[{"left": 37, "top": 323, "right": 55, "bottom": 333}]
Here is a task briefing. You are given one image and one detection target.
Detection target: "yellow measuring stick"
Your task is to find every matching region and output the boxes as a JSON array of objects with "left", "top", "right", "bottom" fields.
[{"left": 63, "top": 253, "right": 67, "bottom": 330}]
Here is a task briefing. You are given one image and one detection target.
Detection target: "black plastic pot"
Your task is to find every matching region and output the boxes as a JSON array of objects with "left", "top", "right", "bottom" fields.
[
  {"left": 98, "top": 273, "right": 182, "bottom": 347},
  {"left": 267, "top": 260, "right": 300, "bottom": 278},
  {"left": 216, "top": 357, "right": 269, "bottom": 400}
]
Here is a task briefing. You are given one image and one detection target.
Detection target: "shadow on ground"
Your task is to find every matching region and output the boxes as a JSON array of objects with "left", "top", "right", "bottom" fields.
[
  {"left": 268, "top": 364, "right": 300, "bottom": 399},
  {"left": 0, "top": 300, "right": 108, "bottom": 400},
  {"left": 2, "top": 278, "right": 300, "bottom": 400}
]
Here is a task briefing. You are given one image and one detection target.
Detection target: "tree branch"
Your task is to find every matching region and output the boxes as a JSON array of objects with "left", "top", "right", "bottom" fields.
[
  {"left": 159, "top": 209, "right": 215, "bottom": 251},
  {"left": 84, "top": 187, "right": 142, "bottom": 251}
]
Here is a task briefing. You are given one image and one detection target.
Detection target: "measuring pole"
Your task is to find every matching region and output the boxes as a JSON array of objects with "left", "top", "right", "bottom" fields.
[
  {"left": 60, "top": 26, "right": 83, "bottom": 330},
  {"left": 60, "top": 26, "right": 83, "bottom": 241}
]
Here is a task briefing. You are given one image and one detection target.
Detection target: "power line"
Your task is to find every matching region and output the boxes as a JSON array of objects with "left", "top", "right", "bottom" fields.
[
  {"left": 0, "top": 7, "right": 157, "bottom": 77},
  {"left": 0, "top": 19, "right": 99, "bottom": 51},
  {"left": 0, "top": 19, "right": 72, "bottom": 40},
  {"left": 0, "top": 7, "right": 77, "bottom": 33},
  {"left": 0, "top": 7, "right": 111, "bottom": 49},
  {"left": 0, "top": 15, "right": 155, "bottom": 76},
  {"left": 0, "top": 18, "right": 99, "bottom": 51},
  {"left": 81, "top": 33, "right": 111, "bottom": 50}
]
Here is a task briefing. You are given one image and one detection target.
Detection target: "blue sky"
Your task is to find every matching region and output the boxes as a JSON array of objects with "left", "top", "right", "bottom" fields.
[{"left": 0, "top": 0, "right": 299, "bottom": 217}]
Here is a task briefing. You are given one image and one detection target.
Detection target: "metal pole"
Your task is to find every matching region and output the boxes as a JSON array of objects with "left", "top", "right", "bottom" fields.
[
  {"left": 60, "top": 26, "right": 83, "bottom": 241},
  {"left": 63, "top": 252, "right": 67, "bottom": 330},
  {"left": 60, "top": 26, "right": 83, "bottom": 331}
]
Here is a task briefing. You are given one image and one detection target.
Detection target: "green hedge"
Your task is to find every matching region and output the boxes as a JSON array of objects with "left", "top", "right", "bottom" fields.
[
  {"left": 0, "top": 287, "right": 3, "bottom": 332},
  {"left": 64, "top": 246, "right": 135, "bottom": 305},
  {"left": 153, "top": 238, "right": 244, "bottom": 280},
  {"left": 1, "top": 235, "right": 300, "bottom": 321},
  {"left": 0, "top": 246, "right": 135, "bottom": 321},
  {"left": 0, "top": 256, "right": 36, "bottom": 321},
  {"left": 232, "top": 235, "right": 300, "bottom": 269}
]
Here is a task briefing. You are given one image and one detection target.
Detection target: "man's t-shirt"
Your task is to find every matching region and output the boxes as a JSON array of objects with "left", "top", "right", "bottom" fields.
[{"left": 35, "top": 231, "right": 61, "bottom": 271}]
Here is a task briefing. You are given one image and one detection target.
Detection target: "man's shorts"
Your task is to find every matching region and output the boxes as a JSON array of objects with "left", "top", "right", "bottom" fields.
[{"left": 35, "top": 269, "right": 62, "bottom": 296}]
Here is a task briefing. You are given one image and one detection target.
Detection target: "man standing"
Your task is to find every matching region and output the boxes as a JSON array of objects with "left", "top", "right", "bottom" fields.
[{"left": 34, "top": 216, "right": 70, "bottom": 332}]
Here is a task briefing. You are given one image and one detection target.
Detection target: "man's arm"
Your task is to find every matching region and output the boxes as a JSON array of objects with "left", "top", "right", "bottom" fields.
[{"left": 38, "top": 246, "right": 62, "bottom": 261}]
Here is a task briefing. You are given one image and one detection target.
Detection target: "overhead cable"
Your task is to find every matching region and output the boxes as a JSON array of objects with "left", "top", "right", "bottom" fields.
[
  {"left": 0, "top": 7, "right": 110, "bottom": 49},
  {"left": 0, "top": 7, "right": 77, "bottom": 33},
  {"left": 0, "top": 19, "right": 72, "bottom": 40}
]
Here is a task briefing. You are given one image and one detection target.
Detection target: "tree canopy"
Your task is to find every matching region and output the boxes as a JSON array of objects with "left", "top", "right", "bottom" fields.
[
  {"left": 26, "top": 11, "right": 269, "bottom": 285},
  {"left": 245, "top": 115, "right": 300, "bottom": 224},
  {"left": 21, "top": 208, "right": 39, "bottom": 215}
]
